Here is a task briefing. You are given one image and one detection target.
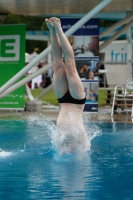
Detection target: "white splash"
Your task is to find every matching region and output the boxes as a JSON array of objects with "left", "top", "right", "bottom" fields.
[
  {"left": 26, "top": 113, "right": 101, "bottom": 155},
  {"left": 0, "top": 149, "right": 12, "bottom": 158},
  {"left": 48, "top": 111, "right": 91, "bottom": 155},
  {"left": 51, "top": 127, "right": 90, "bottom": 154}
]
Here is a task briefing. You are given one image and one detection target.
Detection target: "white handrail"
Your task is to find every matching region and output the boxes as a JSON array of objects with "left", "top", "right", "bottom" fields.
[{"left": 0, "top": 63, "right": 53, "bottom": 99}]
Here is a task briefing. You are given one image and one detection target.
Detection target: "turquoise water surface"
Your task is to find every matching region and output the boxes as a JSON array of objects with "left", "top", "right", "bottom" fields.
[{"left": 0, "top": 120, "right": 133, "bottom": 200}]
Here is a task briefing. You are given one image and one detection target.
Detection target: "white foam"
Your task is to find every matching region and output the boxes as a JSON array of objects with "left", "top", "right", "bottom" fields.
[
  {"left": 50, "top": 125, "right": 90, "bottom": 155},
  {"left": 0, "top": 149, "right": 12, "bottom": 158},
  {"left": 26, "top": 113, "right": 101, "bottom": 155}
]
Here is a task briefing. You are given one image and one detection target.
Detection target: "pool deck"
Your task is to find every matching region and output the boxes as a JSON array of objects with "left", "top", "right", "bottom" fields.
[
  {"left": 0, "top": 105, "right": 132, "bottom": 123},
  {"left": 41, "top": 105, "right": 133, "bottom": 123}
]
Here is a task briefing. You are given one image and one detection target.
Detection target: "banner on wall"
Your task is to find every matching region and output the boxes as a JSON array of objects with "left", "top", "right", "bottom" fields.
[
  {"left": 82, "top": 80, "right": 98, "bottom": 112},
  {"left": 0, "top": 24, "right": 26, "bottom": 110},
  {"left": 61, "top": 18, "right": 99, "bottom": 112}
]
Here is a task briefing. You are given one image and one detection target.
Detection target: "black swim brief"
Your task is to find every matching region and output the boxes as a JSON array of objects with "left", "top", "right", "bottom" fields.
[{"left": 58, "top": 91, "right": 86, "bottom": 104}]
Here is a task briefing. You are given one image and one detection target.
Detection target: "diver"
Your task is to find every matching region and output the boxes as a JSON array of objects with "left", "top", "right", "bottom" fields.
[{"left": 45, "top": 17, "right": 89, "bottom": 153}]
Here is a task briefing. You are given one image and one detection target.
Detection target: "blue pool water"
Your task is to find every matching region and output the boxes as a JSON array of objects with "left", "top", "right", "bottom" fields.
[{"left": 0, "top": 119, "right": 133, "bottom": 200}]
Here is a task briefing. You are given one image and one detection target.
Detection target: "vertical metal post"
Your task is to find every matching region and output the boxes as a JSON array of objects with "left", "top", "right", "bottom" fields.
[
  {"left": 126, "top": 12, "right": 133, "bottom": 78},
  {"left": 126, "top": 28, "right": 132, "bottom": 78}
]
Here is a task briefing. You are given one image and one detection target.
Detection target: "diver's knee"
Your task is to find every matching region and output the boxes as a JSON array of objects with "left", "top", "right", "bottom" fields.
[{"left": 53, "top": 60, "right": 64, "bottom": 70}]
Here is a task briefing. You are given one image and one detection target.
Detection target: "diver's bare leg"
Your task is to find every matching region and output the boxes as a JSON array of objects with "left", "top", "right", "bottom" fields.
[
  {"left": 50, "top": 17, "right": 85, "bottom": 100},
  {"left": 45, "top": 19, "right": 68, "bottom": 98}
]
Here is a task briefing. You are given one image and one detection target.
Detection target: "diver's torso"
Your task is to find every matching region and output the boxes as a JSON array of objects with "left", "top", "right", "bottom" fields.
[{"left": 57, "top": 103, "right": 85, "bottom": 132}]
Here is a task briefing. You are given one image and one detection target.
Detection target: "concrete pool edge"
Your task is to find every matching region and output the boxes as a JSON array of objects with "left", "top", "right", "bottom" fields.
[{"left": 0, "top": 105, "right": 133, "bottom": 123}]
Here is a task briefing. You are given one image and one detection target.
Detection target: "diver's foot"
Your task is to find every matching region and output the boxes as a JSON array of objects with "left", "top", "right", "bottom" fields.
[
  {"left": 45, "top": 18, "right": 55, "bottom": 32},
  {"left": 50, "top": 17, "right": 62, "bottom": 32}
]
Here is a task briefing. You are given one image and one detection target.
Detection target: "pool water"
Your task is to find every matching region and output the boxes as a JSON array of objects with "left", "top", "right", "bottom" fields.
[{"left": 0, "top": 119, "right": 133, "bottom": 200}]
